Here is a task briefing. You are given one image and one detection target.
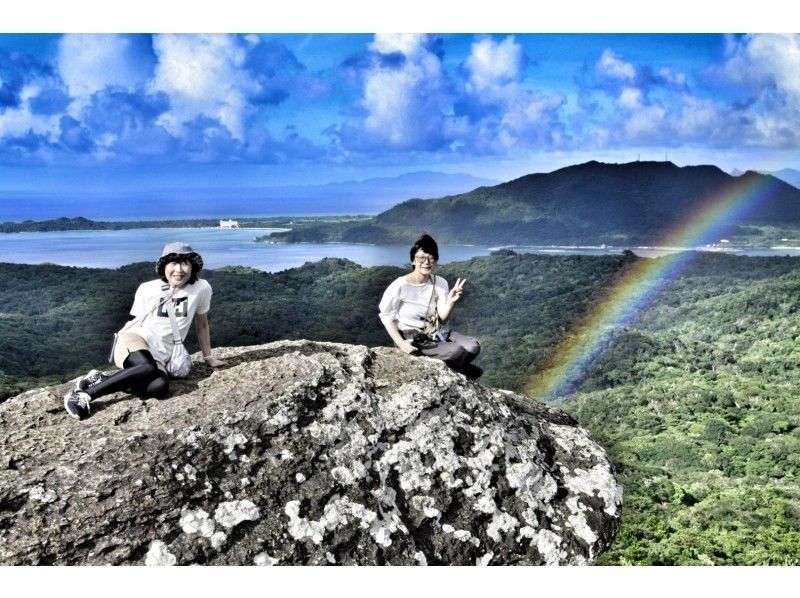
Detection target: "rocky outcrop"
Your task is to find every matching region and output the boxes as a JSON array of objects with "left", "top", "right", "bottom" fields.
[{"left": 0, "top": 340, "right": 622, "bottom": 565}]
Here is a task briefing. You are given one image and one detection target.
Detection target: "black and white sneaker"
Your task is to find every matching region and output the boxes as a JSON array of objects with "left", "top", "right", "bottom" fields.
[
  {"left": 75, "top": 369, "right": 107, "bottom": 392},
  {"left": 64, "top": 390, "right": 91, "bottom": 420}
]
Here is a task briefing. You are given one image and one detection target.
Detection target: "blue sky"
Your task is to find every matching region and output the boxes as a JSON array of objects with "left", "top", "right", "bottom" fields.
[{"left": 1, "top": 31, "right": 800, "bottom": 194}]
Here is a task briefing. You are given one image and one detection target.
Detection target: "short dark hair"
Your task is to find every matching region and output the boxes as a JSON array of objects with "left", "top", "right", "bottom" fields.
[
  {"left": 409, "top": 234, "right": 439, "bottom": 264},
  {"left": 158, "top": 257, "right": 199, "bottom": 285}
]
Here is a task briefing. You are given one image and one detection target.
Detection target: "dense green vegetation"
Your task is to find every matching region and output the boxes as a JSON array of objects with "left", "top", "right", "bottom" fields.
[
  {"left": 267, "top": 161, "right": 800, "bottom": 247},
  {"left": 562, "top": 255, "right": 800, "bottom": 564},
  {"left": 2, "top": 251, "right": 799, "bottom": 564},
  {"left": 0, "top": 252, "right": 633, "bottom": 396}
]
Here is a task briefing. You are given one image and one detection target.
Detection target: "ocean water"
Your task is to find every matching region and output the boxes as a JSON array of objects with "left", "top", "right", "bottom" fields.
[
  {"left": 0, "top": 227, "right": 493, "bottom": 272},
  {"left": 2, "top": 228, "right": 799, "bottom": 273}
]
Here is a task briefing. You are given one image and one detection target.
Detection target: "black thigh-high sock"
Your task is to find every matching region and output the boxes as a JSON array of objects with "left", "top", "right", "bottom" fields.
[
  {"left": 130, "top": 370, "right": 170, "bottom": 399},
  {"left": 85, "top": 349, "right": 166, "bottom": 400}
]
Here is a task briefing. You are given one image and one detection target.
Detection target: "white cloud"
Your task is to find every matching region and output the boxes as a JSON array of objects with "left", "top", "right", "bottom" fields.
[
  {"left": 359, "top": 33, "right": 449, "bottom": 149},
  {"left": 461, "top": 36, "right": 565, "bottom": 151},
  {"left": 717, "top": 34, "right": 800, "bottom": 147},
  {"left": 498, "top": 92, "right": 566, "bottom": 145},
  {"left": 57, "top": 34, "right": 153, "bottom": 104},
  {"left": 658, "top": 67, "right": 686, "bottom": 87},
  {"left": 0, "top": 105, "right": 60, "bottom": 141},
  {"left": 617, "top": 87, "right": 643, "bottom": 109},
  {"left": 18, "top": 84, "right": 38, "bottom": 103},
  {"left": 597, "top": 49, "right": 636, "bottom": 81},
  {"left": 673, "top": 96, "right": 722, "bottom": 139},
  {"left": 724, "top": 34, "right": 800, "bottom": 102},
  {"left": 0, "top": 83, "right": 61, "bottom": 141},
  {"left": 623, "top": 104, "right": 667, "bottom": 140},
  {"left": 150, "top": 34, "right": 261, "bottom": 141},
  {"left": 464, "top": 36, "right": 524, "bottom": 95},
  {"left": 369, "top": 33, "right": 429, "bottom": 57}
]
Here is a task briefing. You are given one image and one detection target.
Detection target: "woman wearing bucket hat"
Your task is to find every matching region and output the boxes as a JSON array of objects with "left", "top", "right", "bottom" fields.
[{"left": 63, "top": 242, "right": 227, "bottom": 420}]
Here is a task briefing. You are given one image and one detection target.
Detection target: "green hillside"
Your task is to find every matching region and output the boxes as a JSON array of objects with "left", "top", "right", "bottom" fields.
[
  {"left": 0, "top": 253, "right": 637, "bottom": 397},
  {"left": 2, "top": 253, "right": 800, "bottom": 564},
  {"left": 265, "top": 161, "right": 800, "bottom": 246}
]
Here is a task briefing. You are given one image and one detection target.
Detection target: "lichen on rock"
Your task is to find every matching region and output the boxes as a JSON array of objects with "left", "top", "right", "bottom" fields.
[
  {"left": 0, "top": 340, "right": 621, "bottom": 565},
  {"left": 145, "top": 541, "right": 176, "bottom": 566}
]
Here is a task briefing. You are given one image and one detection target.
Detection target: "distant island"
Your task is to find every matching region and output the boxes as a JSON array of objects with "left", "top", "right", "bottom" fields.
[
  {"left": 259, "top": 161, "right": 800, "bottom": 247},
  {"left": 0, "top": 215, "right": 371, "bottom": 234}
]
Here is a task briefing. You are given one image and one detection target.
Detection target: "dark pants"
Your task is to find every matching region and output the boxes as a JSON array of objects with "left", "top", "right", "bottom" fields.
[
  {"left": 402, "top": 330, "right": 481, "bottom": 370},
  {"left": 86, "top": 349, "right": 169, "bottom": 400}
]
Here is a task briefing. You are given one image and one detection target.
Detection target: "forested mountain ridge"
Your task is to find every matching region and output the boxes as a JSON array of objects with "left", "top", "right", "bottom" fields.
[{"left": 267, "top": 161, "right": 800, "bottom": 246}]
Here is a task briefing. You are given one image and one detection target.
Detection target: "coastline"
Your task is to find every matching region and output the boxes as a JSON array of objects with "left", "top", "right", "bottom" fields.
[{"left": 0, "top": 215, "right": 371, "bottom": 234}]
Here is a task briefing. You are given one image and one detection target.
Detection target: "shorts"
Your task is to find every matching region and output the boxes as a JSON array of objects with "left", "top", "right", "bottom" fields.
[{"left": 114, "top": 332, "right": 167, "bottom": 372}]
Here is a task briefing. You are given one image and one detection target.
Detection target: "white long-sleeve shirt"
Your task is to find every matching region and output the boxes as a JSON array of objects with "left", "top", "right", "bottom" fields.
[{"left": 378, "top": 275, "right": 449, "bottom": 331}]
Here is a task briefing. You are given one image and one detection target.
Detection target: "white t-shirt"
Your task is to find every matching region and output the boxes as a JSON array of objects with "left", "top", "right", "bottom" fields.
[
  {"left": 120, "top": 278, "right": 212, "bottom": 364},
  {"left": 378, "top": 275, "right": 449, "bottom": 331}
]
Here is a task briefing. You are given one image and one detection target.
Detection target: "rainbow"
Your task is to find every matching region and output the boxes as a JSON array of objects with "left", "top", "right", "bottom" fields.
[{"left": 525, "top": 172, "right": 785, "bottom": 402}]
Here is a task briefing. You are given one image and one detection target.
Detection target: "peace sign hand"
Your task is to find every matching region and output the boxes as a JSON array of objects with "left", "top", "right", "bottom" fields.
[{"left": 448, "top": 278, "right": 466, "bottom": 304}]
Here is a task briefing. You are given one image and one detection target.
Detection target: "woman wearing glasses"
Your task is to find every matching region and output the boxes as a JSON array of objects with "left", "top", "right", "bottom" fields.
[{"left": 378, "top": 234, "right": 481, "bottom": 377}]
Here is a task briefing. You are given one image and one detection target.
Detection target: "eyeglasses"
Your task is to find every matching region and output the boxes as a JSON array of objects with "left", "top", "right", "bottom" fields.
[{"left": 414, "top": 255, "right": 437, "bottom": 264}]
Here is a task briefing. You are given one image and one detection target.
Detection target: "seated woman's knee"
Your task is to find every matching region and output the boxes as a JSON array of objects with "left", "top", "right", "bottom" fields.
[
  {"left": 147, "top": 374, "right": 170, "bottom": 400},
  {"left": 133, "top": 372, "right": 169, "bottom": 399},
  {"left": 462, "top": 338, "right": 480, "bottom": 357},
  {"left": 449, "top": 332, "right": 479, "bottom": 356}
]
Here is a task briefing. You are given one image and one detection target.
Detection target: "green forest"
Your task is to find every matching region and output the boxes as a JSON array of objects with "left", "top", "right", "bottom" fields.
[{"left": 1, "top": 251, "right": 799, "bottom": 564}]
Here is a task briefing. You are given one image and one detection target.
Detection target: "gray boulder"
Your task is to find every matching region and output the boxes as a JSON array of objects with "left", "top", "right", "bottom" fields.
[{"left": 0, "top": 340, "right": 622, "bottom": 565}]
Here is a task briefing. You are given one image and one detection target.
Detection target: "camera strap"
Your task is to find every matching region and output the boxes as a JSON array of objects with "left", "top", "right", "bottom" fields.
[{"left": 422, "top": 274, "right": 440, "bottom": 337}]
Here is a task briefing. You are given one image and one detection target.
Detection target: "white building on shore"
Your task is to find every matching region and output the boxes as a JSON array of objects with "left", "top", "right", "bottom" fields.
[{"left": 220, "top": 219, "right": 239, "bottom": 228}]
